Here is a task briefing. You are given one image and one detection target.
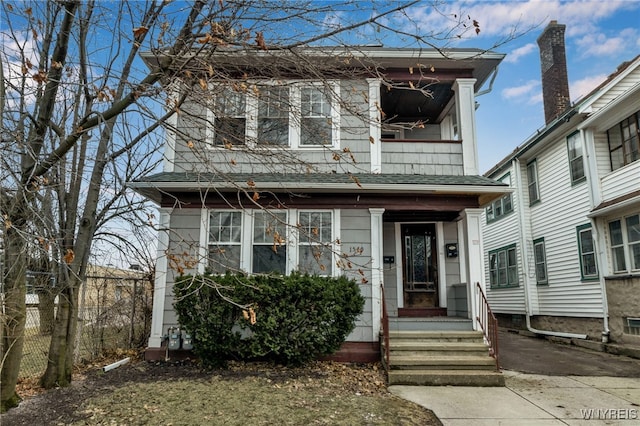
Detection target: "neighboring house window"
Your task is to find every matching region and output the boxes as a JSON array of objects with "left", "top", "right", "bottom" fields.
[
  {"left": 208, "top": 82, "right": 338, "bottom": 149},
  {"left": 486, "top": 173, "right": 513, "bottom": 222},
  {"left": 298, "top": 211, "right": 333, "bottom": 275},
  {"left": 489, "top": 244, "right": 518, "bottom": 288},
  {"left": 252, "top": 211, "right": 287, "bottom": 274},
  {"left": 607, "top": 110, "right": 640, "bottom": 171},
  {"left": 567, "top": 132, "right": 585, "bottom": 184},
  {"left": 577, "top": 224, "right": 598, "bottom": 280},
  {"left": 533, "top": 238, "right": 547, "bottom": 285},
  {"left": 258, "top": 86, "right": 289, "bottom": 146},
  {"left": 213, "top": 90, "right": 246, "bottom": 146},
  {"left": 300, "top": 87, "right": 332, "bottom": 146},
  {"left": 608, "top": 213, "right": 640, "bottom": 273},
  {"left": 209, "top": 211, "right": 243, "bottom": 273},
  {"left": 527, "top": 160, "right": 540, "bottom": 204}
]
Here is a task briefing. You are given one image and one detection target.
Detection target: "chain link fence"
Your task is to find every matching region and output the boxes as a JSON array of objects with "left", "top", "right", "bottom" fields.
[{"left": 18, "top": 267, "right": 153, "bottom": 379}]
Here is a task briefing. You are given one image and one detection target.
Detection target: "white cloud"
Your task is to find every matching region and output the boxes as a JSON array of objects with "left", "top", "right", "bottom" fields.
[
  {"left": 505, "top": 43, "right": 536, "bottom": 63},
  {"left": 576, "top": 28, "right": 639, "bottom": 58},
  {"left": 502, "top": 79, "right": 539, "bottom": 99},
  {"left": 571, "top": 74, "right": 607, "bottom": 101}
]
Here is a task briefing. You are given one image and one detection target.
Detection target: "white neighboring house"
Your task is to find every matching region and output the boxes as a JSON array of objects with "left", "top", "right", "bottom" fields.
[{"left": 483, "top": 21, "right": 640, "bottom": 348}]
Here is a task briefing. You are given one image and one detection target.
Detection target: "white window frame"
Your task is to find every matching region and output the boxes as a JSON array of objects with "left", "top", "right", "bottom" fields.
[
  {"left": 205, "top": 88, "right": 248, "bottom": 149},
  {"left": 296, "top": 210, "right": 337, "bottom": 276},
  {"left": 205, "top": 81, "right": 340, "bottom": 151},
  {"left": 207, "top": 210, "right": 244, "bottom": 274},
  {"left": 527, "top": 160, "right": 540, "bottom": 204},
  {"left": 533, "top": 238, "right": 547, "bottom": 285},
  {"left": 577, "top": 224, "right": 598, "bottom": 280},
  {"left": 608, "top": 213, "right": 640, "bottom": 273},
  {"left": 250, "top": 210, "right": 289, "bottom": 275},
  {"left": 567, "top": 131, "right": 585, "bottom": 184}
]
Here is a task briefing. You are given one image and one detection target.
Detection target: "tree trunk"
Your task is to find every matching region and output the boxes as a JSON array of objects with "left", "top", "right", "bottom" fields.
[
  {"left": 39, "top": 279, "right": 79, "bottom": 388},
  {"left": 35, "top": 277, "right": 56, "bottom": 335},
  {"left": 1, "top": 216, "right": 28, "bottom": 412}
]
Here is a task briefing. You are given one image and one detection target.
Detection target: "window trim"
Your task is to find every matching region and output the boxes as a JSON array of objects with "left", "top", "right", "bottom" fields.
[
  {"left": 608, "top": 213, "right": 640, "bottom": 274},
  {"left": 207, "top": 210, "right": 243, "bottom": 274},
  {"left": 527, "top": 160, "right": 540, "bottom": 205},
  {"left": 567, "top": 131, "right": 586, "bottom": 185},
  {"left": 205, "top": 81, "right": 340, "bottom": 151},
  {"left": 488, "top": 243, "right": 519, "bottom": 289},
  {"left": 576, "top": 224, "right": 598, "bottom": 281},
  {"left": 486, "top": 172, "right": 514, "bottom": 223},
  {"left": 533, "top": 237, "right": 548, "bottom": 285},
  {"left": 607, "top": 110, "right": 640, "bottom": 171},
  {"left": 296, "top": 210, "right": 335, "bottom": 276}
]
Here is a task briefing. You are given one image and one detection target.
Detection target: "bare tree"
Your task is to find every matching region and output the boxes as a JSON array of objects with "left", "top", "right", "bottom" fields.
[{"left": 0, "top": 0, "right": 526, "bottom": 411}]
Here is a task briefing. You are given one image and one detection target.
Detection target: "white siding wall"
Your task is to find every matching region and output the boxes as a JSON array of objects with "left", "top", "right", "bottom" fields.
[
  {"left": 528, "top": 137, "right": 604, "bottom": 317},
  {"left": 589, "top": 67, "right": 640, "bottom": 113},
  {"left": 483, "top": 163, "right": 526, "bottom": 313},
  {"left": 600, "top": 160, "right": 640, "bottom": 202}
]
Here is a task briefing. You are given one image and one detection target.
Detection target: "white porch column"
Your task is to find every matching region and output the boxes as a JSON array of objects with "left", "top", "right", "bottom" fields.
[
  {"left": 148, "top": 208, "right": 171, "bottom": 347},
  {"left": 452, "top": 78, "right": 478, "bottom": 176},
  {"left": 367, "top": 78, "right": 382, "bottom": 173},
  {"left": 460, "top": 208, "right": 485, "bottom": 331},
  {"left": 369, "top": 208, "right": 385, "bottom": 340}
]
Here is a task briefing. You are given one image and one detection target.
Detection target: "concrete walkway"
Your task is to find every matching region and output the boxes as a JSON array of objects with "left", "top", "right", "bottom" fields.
[{"left": 390, "top": 371, "right": 640, "bottom": 425}]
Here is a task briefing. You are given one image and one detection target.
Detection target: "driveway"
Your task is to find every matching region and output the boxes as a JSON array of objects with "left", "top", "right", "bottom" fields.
[{"left": 498, "top": 330, "right": 640, "bottom": 377}]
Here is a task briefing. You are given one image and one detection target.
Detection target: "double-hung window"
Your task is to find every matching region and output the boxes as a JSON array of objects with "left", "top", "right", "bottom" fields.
[
  {"left": 252, "top": 211, "right": 287, "bottom": 274},
  {"left": 207, "top": 82, "right": 339, "bottom": 149},
  {"left": 527, "top": 160, "right": 540, "bottom": 204},
  {"left": 533, "top": 238, "right": 547, "bottom": 284},
  {"left": 609, "top": 214, "right": 640, "bottom": 273},
  {"left": 212, "top": 90, "right": 246, "bottom": 147},
  {"left": 607, "top": 110, "right": 640, "bottom": 171},
  {"left": 208, "top": 211, "right": 243, "bottom": 273},
  {"left": 300, "top": 87, "right": 333, "bottom": 146},
  {"left": 489, "top": 244, "right": 518, "bottom": 288},
  {"left": 486, "top": 173, "right": 513, "bottom": 222},
  {"left": 567, "top": 132, "right": 585, "bottom": 184},
  {"left": 257, "top": 86, "right": 290, "bottom": 146},
  {"left": 298, "top": 211, "right": 333, "bottom": 275},
  {"left": 577, "top": 224, "right": 598, "bottom": 280}
]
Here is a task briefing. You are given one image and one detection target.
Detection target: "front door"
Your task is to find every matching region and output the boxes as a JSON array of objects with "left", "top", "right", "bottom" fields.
[{"left": 401, "top": 224, "right": 438, "bottom": 308}]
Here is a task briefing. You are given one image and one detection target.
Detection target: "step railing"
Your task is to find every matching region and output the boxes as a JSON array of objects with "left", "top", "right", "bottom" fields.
[
  {"left": 380, "top": 284, "right": 390, "bottom": 370},
  {"left": 476, "top": 282, "right": 500, "bottom": 371}
]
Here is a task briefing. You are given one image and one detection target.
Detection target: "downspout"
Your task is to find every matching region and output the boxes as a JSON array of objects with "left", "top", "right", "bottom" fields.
[
  {"left": 476, "top": 65, "right": 500, "bottom": 97},
  {"left": 513, "top": 158, "right": 587, "bottom": 339},
  {"left": 581, "top": 128, "right": 610, "bottom": 342}
]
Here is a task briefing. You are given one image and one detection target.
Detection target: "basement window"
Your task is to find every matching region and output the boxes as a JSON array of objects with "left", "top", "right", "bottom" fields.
[{"left": 624, "top": 317, "right": 640, "bottom": 336}]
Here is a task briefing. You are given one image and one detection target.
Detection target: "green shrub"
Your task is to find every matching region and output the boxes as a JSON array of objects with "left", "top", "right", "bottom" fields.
[{"left": 173, "top": 272, "right": 364, "bottom": 367}]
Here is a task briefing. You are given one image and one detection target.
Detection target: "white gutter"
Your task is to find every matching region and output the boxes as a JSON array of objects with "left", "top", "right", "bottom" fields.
[{"left": 513, "top": 158, "right": 587, "bottom": 340}]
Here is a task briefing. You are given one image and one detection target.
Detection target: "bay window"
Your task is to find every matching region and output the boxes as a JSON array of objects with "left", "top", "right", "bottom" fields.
[
  {"left": 208, "top": 211, "right": 243, "bottom": 273},
  {"left": 609, "top": 214, "right": 640, "bottom": 273},
  {"left": 252, "top": 211, "right": 287, "bottom": 274},
  {"left": 298, "top": 211, "right": 333, "bottom": 275}
]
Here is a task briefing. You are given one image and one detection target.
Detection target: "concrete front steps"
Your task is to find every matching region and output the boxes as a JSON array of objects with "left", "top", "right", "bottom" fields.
[{"left": 386, "top": 330, "right": 504, "bottom": 386}]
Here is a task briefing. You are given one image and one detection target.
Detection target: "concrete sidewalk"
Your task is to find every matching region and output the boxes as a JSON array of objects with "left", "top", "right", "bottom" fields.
[{"left": 390, "top": 371, "right": 640, "bottom": 425}]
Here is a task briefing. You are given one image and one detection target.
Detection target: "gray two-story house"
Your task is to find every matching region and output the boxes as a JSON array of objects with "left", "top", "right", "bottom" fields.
[{"left": 132, "top": 46, "right": 508, "bottom": 385}]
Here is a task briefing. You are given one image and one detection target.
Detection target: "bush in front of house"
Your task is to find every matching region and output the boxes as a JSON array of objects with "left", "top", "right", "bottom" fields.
[{"left": 173, "top": 272, "right": 365, "bottom": 367}]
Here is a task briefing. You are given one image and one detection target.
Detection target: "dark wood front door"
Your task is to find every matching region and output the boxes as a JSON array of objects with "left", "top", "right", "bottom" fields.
[{"left": 401, "top": 224, "right": 438, "bottom": 308}]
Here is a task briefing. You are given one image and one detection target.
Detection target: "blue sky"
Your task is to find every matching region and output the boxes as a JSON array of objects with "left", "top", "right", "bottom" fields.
[{"left": 406, "top": 1, "right": 640, "bottom": 172}]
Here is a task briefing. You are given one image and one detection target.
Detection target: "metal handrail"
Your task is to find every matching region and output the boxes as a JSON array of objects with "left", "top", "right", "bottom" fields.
[
  {"left": 380, "top": 284, "right": 390, "bottom": 370},
  {"left": 476, "top": 282, "right": 500, "bottom": 371}
]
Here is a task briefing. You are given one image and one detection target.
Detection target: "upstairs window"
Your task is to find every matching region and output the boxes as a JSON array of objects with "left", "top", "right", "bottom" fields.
[
  {"left": 212, "top": 90, "right": 246, "bottom": 146},
  {"left": 527, "top": 160, "right": 540, "bottom": 204},
  {"left": 301, "top": 87, "right": 332, "bottom": 146},
  {"left": 577, "top": 224, "right": 598, "bottom": 280},
  {"left": 258, "top": 86, "right": 290, "bottom": 146},
  {"left": 486, "top": 173, "right": 513, "bottom": 223},
  {"left": 608, "top": 110, "right": 640, "bottom": 171},
  {"left": 609, "top": 214, "right": 640, "bottom": 273},
  {"left": 567, "top": 132, "right": 585, "bottom": 184},
  {"left": 207, "top": 82, "right": 339, "bottom": 150}
]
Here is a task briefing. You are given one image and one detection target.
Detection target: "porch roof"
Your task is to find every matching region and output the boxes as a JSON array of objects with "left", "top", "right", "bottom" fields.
[{"left": 129, "top": 172, "right": 509, "bottom": 205}]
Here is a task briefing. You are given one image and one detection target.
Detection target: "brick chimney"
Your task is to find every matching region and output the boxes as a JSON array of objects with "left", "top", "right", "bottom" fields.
[{"left": 537, "top": 21, "right": 571, "bottom": 124}]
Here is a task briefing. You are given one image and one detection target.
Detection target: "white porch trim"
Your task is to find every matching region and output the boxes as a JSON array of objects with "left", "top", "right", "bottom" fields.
[
  {"left": 436, "top": 222, "right": 447, "bottom": 308},
  {"left": 453, "top": 78, "right": 479, "bottom": 176},
  {"left": 367, "top": 78, "right": 382, "bottom": 173},
  {"left": 148, "top": 208, "right": 171, "bottom": 348},
  {"left": 369, "top": 208, "right": 385, "bottom": 339},
  {"left": 394, "top": 222, "right": 403, "bottom": 309},
  {"left": 460, "top": 208, "right": 485, "bottom": 330}
]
